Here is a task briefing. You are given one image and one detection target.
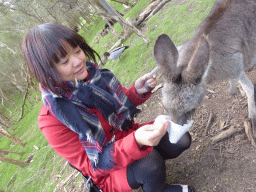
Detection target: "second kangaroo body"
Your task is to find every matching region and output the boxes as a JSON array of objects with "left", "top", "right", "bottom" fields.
[{"left": 153, "top": 0, "right": 256, "bottom": 128}]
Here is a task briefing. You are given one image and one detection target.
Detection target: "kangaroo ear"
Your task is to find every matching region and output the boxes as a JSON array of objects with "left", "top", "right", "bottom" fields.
[
  {"left": 154, "top": 34, "right": 180, "bottom": 81},
  {"left": 182, "top": 36, "right": 210, "bottom": 84}
]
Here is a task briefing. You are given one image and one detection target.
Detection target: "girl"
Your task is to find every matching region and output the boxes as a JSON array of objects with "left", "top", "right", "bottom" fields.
[{"left": 22, "top": 23, "right": 193, "bottom": 192}]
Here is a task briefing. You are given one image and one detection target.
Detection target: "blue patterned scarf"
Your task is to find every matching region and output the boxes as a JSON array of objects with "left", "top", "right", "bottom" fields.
[{"left": 40, "top": 62, "right": 137, "bottom": 169}]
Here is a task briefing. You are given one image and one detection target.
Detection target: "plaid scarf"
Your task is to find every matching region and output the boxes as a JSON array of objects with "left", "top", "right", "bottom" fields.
[{"left": 40, "top": 62, "right": 137, "bottom": 169}]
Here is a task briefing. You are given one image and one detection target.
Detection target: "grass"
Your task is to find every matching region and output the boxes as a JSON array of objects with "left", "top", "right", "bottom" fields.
[{"left": 0, "top": 0, "right": 216, "bottom": 191}]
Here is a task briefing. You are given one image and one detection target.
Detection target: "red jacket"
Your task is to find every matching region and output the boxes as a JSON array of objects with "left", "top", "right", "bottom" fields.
[{"left": 38, "top": 84, "right": 153, "bottom": 192}]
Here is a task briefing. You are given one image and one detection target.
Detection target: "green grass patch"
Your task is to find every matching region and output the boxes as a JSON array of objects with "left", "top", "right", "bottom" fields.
[{"left": 0, "top": 101, "right": 67, "bottom": 192}]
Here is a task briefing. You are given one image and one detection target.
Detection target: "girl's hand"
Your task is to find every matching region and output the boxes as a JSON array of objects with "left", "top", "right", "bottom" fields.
[
  {"left": 135, "top": 121, "right": 169, "bottom": 148},
  {"left": 134, "top": 73, "right": 157, "bottom": 96}
]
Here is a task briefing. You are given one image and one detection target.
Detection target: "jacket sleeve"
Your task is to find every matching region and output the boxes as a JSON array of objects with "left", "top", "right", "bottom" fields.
[
  {"left": 122, "top": 84, "right": 152, "bottom": 106},
  {"left": 38, "top": 105, "right": 153, "bottom": 180}
]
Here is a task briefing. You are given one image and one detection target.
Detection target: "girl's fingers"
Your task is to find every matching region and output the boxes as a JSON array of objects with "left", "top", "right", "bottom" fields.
[
  {"left": 145, "top": 81, "right": 156, "bottom": 89},
  {"left": 163, "top": 121, "right": 170, "bottom": 131},
  {"left": 136, "top": 121, "right": 170, "bottom": 146},
  {"left": 142, "top": 74, "right": 149, "bottom": 82},
  {"left": 151, "top": 122, "right": 169, "bottom": 139}
]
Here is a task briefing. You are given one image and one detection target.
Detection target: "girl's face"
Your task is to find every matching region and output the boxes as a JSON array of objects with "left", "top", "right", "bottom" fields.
[{"left": 55, "top": 44, "right": 88, "bottom": 82}]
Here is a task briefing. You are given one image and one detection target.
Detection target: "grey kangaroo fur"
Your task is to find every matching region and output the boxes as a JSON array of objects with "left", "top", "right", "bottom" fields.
[{"left": 153, "top": 0, "right": 256, "bottom": 128}]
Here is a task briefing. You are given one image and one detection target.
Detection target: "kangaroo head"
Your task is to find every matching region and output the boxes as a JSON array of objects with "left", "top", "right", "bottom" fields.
[{"left": 154, "top": 34, "right": 210, "bottom": 125}]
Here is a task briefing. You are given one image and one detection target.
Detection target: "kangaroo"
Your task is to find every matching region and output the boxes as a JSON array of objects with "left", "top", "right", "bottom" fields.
[{"left": 152, "top": 0, "right": 256, "bottom": 128}]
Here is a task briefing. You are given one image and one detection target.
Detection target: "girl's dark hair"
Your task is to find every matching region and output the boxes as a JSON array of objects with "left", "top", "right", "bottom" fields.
[{"left": 22, "top": 23, "right": 101, "bottom": 94}]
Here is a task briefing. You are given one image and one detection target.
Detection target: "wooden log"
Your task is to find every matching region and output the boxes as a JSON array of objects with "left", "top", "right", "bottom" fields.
[
  {"left": 142, "top": 0, "right": 171, "bottom": 24},
  {"left": 211, "top": 126, "right": 243, "bottom": 143},
  {"left": 136, "top": 0, "right": 160, "bottom": 25}
]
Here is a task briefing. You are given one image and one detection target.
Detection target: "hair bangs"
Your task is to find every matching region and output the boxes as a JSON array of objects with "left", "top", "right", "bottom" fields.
[
  {"left": 51, "top": 42, "right": 69, "bottom": 64},
  {"left": 52, "top": 35, "right": 83, "bottom": 64}
]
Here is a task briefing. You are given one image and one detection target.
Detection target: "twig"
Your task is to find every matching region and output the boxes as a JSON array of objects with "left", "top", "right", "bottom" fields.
[
  {"left": 110, "top": 0, "right": 131, "bottom": 6},
  {"left": 152, "top": 83, "right": 163, "bottom": 93},
  {"left": 244, "top": 120, "right": 256, "bottom": 147},
  {"left": 60, "top": 161, "right": 69, "bottom": 174},
  {"left": 207, "top": 88, "right": 216, "bottom": 93},
  {"left": 211, "top": 126, "right": 243, "bottom": 143},
  {"left": 6, "top": 172, "right": 18, "bottom": 191},
  {"left": 17, "top": 84, "right": 29, "bottom": 121},
  {"left": 204, "top": 113, "right": 213, "bottom": 136},
  {"left": 66, "top": 172, "right": 80, "bottom": 186},
  {"left": 54, "top": 170, "right": 79, "bottom": 192}
]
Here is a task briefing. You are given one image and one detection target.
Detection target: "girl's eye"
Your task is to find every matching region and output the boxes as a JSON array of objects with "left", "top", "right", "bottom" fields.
[
  {"left": 62, "top": 59, "right": 69, "bottom": 65},
  {"left": 76, "top": 49, "right": 81, "bottom": 54}
]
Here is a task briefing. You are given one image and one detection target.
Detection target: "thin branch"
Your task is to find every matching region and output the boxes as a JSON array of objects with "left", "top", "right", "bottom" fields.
[
  {"left": 211, "top": 126, "right": 243, "bottom": 143},
  {"left": 17, "top": 84, "right": 29, "bottom": 121},
  {"left": 110, "top": 0, "right": 131, "bottom": 6}
]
